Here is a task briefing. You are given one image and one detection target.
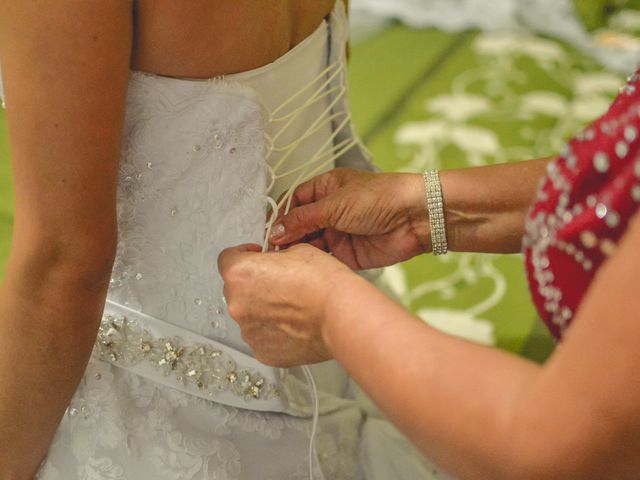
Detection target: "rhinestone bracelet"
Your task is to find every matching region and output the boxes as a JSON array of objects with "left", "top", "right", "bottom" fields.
[{"left": 423, "top": 170, "right": 448, "bottom": 255}]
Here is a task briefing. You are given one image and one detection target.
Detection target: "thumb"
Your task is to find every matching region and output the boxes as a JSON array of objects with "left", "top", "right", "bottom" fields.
[
  {"left": 217, "top": 243, "right": 262, "bottom": 276},
  {"left": 269, "top": 201, "right": 329, "bottom": 245}
]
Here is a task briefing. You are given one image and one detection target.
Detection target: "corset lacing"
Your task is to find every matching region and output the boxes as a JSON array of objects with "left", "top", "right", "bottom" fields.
[
  {"left": 257, "top": 57, "right": 355, "bottom": 480},
  {"left": 262, "top": 60, "right": 357, "bottom": 250}
]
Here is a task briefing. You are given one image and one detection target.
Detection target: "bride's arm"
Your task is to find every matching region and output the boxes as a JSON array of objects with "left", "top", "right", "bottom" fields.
[{"left": 0, "top": 2, "right": 132, "bottom": 478}]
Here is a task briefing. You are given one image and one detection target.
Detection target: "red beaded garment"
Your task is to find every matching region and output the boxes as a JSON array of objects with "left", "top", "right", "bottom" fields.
[{"left": 523, "top": 71, "right": 640, "bottom": 340}]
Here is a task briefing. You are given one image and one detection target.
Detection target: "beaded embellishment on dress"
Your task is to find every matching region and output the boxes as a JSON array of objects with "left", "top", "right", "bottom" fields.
[
  {"left": 523, "top": 70, "right": 640, "bottom": 339},
  {"left": 96, "top": 306, "right": 280, "bottom": 403}
]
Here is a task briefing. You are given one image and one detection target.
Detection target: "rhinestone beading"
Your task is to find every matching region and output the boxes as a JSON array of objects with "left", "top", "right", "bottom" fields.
[{"left": 96, "top": 313, "right": 278, "bottom": 401}]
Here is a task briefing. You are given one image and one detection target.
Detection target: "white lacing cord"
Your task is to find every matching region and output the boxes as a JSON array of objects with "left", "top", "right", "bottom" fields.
[
  {"left": 263, "top": 134, "right": 350, "bottom": 244},
  {"left": 277, "top": 132, "right": 357, "bottom": 218},
  {"left": 270, "top": 83, "right": 343, "bottom": 137},
  {"left": 274, "top": 118, "right": 353, "bottom": 181},
  {"left": 269, "top": 63, "right": 342, "bottom": 120},
  {"left": 264, "top": 162, "right": 277, "bottom": 198},
  {"left": 270, "top": 86, "right": 348, "bottom": 173},
  {"left": 262, "top": 195, "right": 281, "bottom": 252},
  {"left": 275, "top": 135, "right": 354, "bottom": 180},
  {"left": 302, "top": 365, "right": 320, "bottom": 480},
  {"left": 264, "top": 112, "right": 357, "bottom": 241},
  {"left": 260, "top": 58, "right": 356, "bottom": 480},
  {"left": 271, "top": 110, "right": 343, "bottom": 154}
]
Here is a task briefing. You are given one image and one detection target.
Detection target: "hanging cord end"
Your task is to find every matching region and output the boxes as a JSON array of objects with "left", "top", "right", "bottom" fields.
[{"left": 301, "top": 365, "right": 320, "bottom": 480}]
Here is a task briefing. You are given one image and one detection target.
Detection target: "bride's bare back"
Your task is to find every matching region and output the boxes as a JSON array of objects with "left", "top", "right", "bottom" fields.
[{"left": 132, "top": 0, "right": 337, "bottom": 78}]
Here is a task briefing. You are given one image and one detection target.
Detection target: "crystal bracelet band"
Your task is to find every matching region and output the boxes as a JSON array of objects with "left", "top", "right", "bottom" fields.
[{"left": 423, "top": 170, "right": 448, "bottom": 255}]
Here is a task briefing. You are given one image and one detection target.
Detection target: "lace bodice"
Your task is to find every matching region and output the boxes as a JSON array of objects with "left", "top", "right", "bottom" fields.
[
  {"left": 108, "top": 76, "right": 267, "bottom": 353},
  {"left": 106, "top": 3, "right": 371, "bottom": 355}
]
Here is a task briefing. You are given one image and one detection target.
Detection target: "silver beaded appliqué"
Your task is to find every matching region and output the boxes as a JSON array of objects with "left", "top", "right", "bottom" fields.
[{"left": 96, "top": 313, "right": 279, "bottom": 401}]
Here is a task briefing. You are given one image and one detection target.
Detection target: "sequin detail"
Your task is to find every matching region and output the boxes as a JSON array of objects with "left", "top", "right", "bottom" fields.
[
  {"left": 523, "top": 71, "right": 640, "bottom": 339},
  {"left": 593, "top": 152, "right": 610, "bottom": 172},
  {"left": 96, "top": 313, "right": 279, "bottom": 401}
]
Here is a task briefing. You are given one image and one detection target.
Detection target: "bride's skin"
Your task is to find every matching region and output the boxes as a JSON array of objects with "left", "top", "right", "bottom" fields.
[
  {"left": 219, "top": 165, "right": 640, "bottom": 479},
  {"left": 132, "top": 0, "right": 336, "bottom": 78},
  {"left": 0, "top": 1, "right": 337, "bottom": 478}
]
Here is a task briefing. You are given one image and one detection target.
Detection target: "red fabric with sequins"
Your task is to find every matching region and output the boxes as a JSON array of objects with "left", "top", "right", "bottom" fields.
[{"left": 523, "top": 72, "right": 640, "bottom": 340}]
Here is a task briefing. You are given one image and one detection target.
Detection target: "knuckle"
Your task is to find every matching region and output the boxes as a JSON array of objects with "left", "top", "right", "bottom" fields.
[
  {"left": 327, "top": 169, "right": 343, "bottom": 187},
  {"left": 217, "top": 251, "right": 230, "bottom": 275},
  {"left": 332, "top": 167, "right": 347, "bottom": 178},
  {"left": 255, "top": 352, "right": 282, "bottom": 368},
  {"left": 320, "top": 201, "right": 333, "bottom": 220},
  {"left": 288, "top": 243, "right": 310, "bottom": 254},
  {"left": 226, "top": 302, "right": 243, "bottom": 321},
  {"left": 240, "top": 328, "right": 255, "bottom": 346},
  {"left": 333, "top": 167, "right": 355, "bottom": 182},
  {"left": 289, "top": 208, "right": 304, "bottom": 224},
  {"left": 226, "top": 261, "right": 249, "bottom": 283},
  {"left": 253, "top": 351, "right": 268, "bottom": 364}
]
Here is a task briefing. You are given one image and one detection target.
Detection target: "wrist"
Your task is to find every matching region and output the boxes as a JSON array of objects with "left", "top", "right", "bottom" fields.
[
  {"left": 399, "top": 173, "right": 432, "bottom": 253},
  {"left": 320, "top": 270, "right": 370, "bottom": 354},
  {"left": 399, "top": 169, "right": 477, "bottom": 255}
]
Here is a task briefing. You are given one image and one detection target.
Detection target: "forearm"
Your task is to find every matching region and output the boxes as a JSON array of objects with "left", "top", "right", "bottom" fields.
[
  {"left": 323, "top": 273, "right": 543, "bottom": 479},
  {"left": 0, "top": 253, "right": 112, "bottom": 479},
  {"left": 0, "top": 3, "right": 130, "bottom": 475},
  {"left": 438, "top": 159, "right": 550, "bottom": 254}
]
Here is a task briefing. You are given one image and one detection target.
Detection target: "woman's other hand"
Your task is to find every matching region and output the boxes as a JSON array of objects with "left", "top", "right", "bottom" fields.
[
  {"left": 218, "top": 243, "right": 356, "bottom": 367},
  {"left": 269, "top": 168, "right": 430, "bottom": 270}
]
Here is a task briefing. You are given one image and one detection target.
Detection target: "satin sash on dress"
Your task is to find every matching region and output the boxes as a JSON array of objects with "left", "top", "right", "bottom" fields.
[{"left": 96, "top": 300, "right": 290, "bottom": 413}]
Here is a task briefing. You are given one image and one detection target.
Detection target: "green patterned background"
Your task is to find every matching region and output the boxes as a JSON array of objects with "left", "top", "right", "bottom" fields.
[
  {"left": 345, "top": 7, "right": 636, "bottom": 360},
  {"left": 1, "top": 3, "right": 637, "bottom": 361}
]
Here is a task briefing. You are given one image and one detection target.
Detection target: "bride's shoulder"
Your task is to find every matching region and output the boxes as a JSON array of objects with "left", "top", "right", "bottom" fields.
[
  {"left": 0, "top": 2, "right": 132, "bottom": 105},
  {"left": 0, "top": 2, "right": 132, "bottom": 252}
]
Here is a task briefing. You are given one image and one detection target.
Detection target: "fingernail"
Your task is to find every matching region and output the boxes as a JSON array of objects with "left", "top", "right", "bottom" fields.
[{"left": 270, "top": 223, "right": 285, "bottom": 239}]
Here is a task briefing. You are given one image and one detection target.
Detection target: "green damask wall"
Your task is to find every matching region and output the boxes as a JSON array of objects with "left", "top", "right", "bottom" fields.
[{"left": 346, "top": 24, "right": 626, "bottom": 360}]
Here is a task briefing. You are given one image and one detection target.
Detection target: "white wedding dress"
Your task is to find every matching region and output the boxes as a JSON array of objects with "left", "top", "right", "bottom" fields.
[{"left": 0, "top": 3, "right": 443, "bottom": 480}]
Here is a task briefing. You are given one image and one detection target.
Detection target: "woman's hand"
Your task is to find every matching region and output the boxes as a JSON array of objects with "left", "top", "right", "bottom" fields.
[
  {"left": 269, "top": 168, "right": 430, "bottom": 270},
  {"left": 217, "top": 243, "right": 356, "bottom": 367}
]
